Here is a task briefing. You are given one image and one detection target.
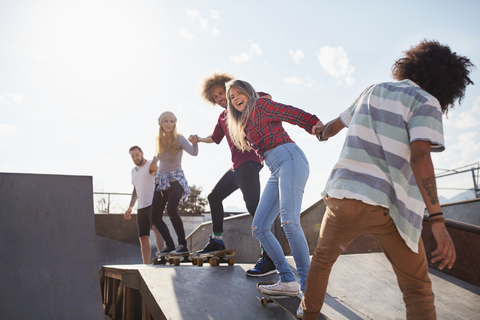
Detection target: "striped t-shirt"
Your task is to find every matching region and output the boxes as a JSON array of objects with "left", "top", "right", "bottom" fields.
[{"left": 324, "top": 79, "right": 444, "bottom": 253}]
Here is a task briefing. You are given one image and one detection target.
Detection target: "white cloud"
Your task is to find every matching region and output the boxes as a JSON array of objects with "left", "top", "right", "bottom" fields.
[
  {"left": 282, "top": 76, "right": 313, "bottom": 88},
  {"left": 455, "top": 132, "right": 480, "bottom": 161},
  {"left": 230, "top": 53, "right": 250, "bottom": 64},
  {"left": 283, "top": 76, "right": 304, "bottom": 85},
  {"left": 186, "top": 9, "right": 217, "bottom": 35},
  {"left": 178, "top": 28, "right": 195, "bottom": 41},
  {"left": 249, "top": 40, "right": 263, "bottom": 56},
  {"left": 446, "top": 111, "right": 480, "bottom": 129},
  {"left": 209, "top": 9, "right": 219, "bottom": 19},
  {"left": 0, "top": 124, "right": 18, "bottom": 136},
  {"left": 212, "top": 25, "right": 220, "bottom": 36},
  {"left": 187, "top": 9, "right": 200, "bottom": 19},
  {"left": 230, "top": 40, "right": 262, "bottom": 64},
  {"left": 199, "top": 17, "right": 209, "bottom": 30},
  {"left": 289, "top": 49, "right": 304, "bottom": 64},
  {"left": 1, "top": 92, "right": 24, "bottom": 104},
  {"left": 316, "top": 46, "right": 355, "bottom": 86}
]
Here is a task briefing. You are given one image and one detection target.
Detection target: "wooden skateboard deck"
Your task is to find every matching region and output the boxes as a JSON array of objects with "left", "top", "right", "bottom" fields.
[
  {"left": 152, "top": 252, "right": 195, "bottom": 266},
  {"left": 195, "top": 249, "right": 236, "bottom": 267},
  {"left": 257, "top": 282, "right": 330, "bottom": 320}
]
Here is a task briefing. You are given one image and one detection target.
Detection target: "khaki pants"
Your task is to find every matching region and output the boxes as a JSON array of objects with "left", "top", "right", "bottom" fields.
[{"left": 302, "top": 196, "right": 436, "bottom": 320}]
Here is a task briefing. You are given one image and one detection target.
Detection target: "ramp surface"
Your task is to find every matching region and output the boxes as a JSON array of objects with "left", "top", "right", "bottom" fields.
[
  {"left": 102, "top": 253, "right": 479, "bottom": 319},
  {"left": 0, "top": 173, "right": 104, "bottom": 320}
]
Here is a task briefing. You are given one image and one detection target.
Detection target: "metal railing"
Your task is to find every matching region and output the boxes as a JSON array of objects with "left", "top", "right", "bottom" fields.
[
  {"left": 435, "top": 162, "right": 480, "bottom": 198},
  {"left": 93, "top": 192, "right": 131, "bottom": 214}
]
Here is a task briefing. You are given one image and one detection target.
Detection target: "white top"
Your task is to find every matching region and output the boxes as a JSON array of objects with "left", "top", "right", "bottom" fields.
[{"left": 131, "top": 160, "right": 155, "bottom": 209}]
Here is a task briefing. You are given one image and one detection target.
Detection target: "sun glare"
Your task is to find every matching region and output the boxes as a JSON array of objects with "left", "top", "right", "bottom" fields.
[{"left": 29, "top": 0, "right": 162, "bottom": 114}]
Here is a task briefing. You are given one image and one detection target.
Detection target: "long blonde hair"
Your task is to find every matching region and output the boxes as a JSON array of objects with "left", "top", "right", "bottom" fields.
[
  {"left": 155, "top": 124, "right": 179, "bottom": 156},
  {"left": 226, "top": 80, "right": 259, "bottom": 152}
]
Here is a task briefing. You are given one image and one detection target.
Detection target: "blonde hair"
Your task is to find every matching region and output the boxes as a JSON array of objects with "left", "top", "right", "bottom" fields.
[
  {"left": 226, "top": 80, "right": 259, "bottom": 152},
  {"left": 156, "top": 120, "right": 179, "bottom": 156}
]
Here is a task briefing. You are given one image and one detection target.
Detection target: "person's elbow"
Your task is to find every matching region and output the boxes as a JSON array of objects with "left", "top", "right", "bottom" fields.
[{"left": 410, "top": 140, "right": 432, "bottom": 167}]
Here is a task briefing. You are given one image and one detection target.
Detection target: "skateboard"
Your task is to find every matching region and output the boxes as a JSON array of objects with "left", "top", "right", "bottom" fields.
[
  {"left": 152, "top": 252, "right": 196, "bottom": 266},
  {"left": 195, "top": 249, "right": 236, "bottom": 267},
  {"left": 257, "top": 282, "right": 330, "bottom": 320}
]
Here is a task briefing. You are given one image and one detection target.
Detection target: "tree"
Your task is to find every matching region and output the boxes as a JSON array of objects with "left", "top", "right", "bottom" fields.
[{"left": 178, "top": 184, "right": 207, "bottom": 214}]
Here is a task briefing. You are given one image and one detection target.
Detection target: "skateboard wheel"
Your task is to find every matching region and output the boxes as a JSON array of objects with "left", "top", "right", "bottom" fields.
[
  {"left": 174, "top": 259, "right": 180, "bottom": 266},
  {"left": 152, "top": 258, "right": 157, "bottom": 265},
  {"left": 197, "top": 259, "right": 203, "bottom": 267},
  {"left": 261, "top": 297, "right": 268, "bottom": 307},
  {"left": 168, "top": 258, "right": 174, "bottom": 264},
  {"left": 228, "top": 258, "right": 234, "bottom": 266},
  {"left": 209, "top": 259, "right": 218, "bottom": 267},
  {"left": 191, "top": 258, "right": 197, "bottom": 266}
]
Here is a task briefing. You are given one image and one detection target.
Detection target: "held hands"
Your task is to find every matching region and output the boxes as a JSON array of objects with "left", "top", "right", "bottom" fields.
[
  {"left": 124, "top": 207, "right": 132, "bottom": 220},
  {"left": 149, "top": 162, "right": 158, "bottom": 175},
  {"left": 431, "top": 222, "right": 456, "bottom": 269},
  {"left": 312, "top": 120, "right": 327, "bottom": 141},
  {"left": 188, "top": 134, "right": 199, "bottom": 144},
  {"left": 312, "top": 121, "right": 325, "bottom": 135}
]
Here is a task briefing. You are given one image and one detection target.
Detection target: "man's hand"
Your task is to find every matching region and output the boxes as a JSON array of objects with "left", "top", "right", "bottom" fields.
[
  {"left": 124, "top": 207, "right": 133, "bottom": 220},
  {"left": 188, "top": 134, "right": 199, "bottom": 144},
  {"left": 431, "top": 222, "right": 456, "bottom": 269},
  {"left": 149, "top": 162, "right": 158, "bottom": 175}
]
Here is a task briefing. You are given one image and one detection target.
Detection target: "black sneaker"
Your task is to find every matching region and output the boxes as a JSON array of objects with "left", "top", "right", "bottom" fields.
[
  {"left": 170, "top": 244, "right": 189, "bottom": 255},
  {"left": 246, "top": 251, "right": 277, "bottom": 277},
  {"left": 196, "top": 236, "right": 226, "bottom": 254},
  {"left": 157, "top": 246, "right": 175, "bottom": 256}
]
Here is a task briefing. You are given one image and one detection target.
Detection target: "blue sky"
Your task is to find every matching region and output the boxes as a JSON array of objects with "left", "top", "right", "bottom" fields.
[{"left": 1, "top": 0, "right": 479, "bottom": 212}]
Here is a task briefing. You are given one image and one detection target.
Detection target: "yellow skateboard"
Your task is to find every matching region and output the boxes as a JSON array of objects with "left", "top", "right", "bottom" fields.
[{"left": 194, "top": 249, "right": 236, "bottom": 267}]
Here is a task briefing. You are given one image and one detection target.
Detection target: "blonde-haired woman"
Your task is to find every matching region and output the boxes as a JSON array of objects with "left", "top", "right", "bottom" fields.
[
  {"left": 227, "top": 80, "right": 322, "bottom": 318},
  {"left": 150, "top": 111, "right": 198, "bottom": 255}
]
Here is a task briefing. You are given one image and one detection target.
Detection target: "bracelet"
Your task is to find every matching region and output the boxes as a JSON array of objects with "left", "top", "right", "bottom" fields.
[
  {"left": 429, "top": 212, "right": 443, "bottom": 218},
  {"left": 316, "top": 130, "right": 328, "bottom": 142}
]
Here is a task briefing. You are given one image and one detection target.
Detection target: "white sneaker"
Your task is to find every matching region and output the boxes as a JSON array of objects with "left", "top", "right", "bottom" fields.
[
  {"left": 258, "top": 280, "right": 300, "bottom": 296},
  {"left": 296, "top": 300, "right": 303, "bottom": 319}
]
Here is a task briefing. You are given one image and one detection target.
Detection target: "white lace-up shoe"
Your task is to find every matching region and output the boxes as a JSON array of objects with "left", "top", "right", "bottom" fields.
[
  {"left": 258, "top": 280, "right": 300, "bottom": 296},
  {"left": 296, "top": 300, "right": 304, "bottom": 318}
]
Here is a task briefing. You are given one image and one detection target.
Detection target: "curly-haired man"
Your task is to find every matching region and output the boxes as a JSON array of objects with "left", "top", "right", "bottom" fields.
[
  {"left": 188, "top": 72, "right": 276, "bottom": 277},
  {"left": 301, "top": 40, "right": 474, "bottom": 319}
]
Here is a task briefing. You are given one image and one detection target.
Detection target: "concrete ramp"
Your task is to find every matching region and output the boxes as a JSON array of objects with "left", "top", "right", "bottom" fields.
[
  {"left": 101, "top": 262, "right": 327, "bottom": 320},
  {"left": 100, "top": 253, "right": 480, "bottom": 319},
  {"left": 0, "top": 173, "right": 104, "bottom": 320}
]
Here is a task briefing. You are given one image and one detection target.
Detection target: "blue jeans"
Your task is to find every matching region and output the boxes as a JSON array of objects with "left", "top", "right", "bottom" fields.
[{"left": 252, "top": 143, "right": 310, "bottom": 291}]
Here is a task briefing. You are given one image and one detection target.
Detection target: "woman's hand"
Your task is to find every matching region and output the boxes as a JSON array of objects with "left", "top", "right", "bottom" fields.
[
  {"left": 312, "top": 121, "right": 325, "bottom": 135},
  {"left": 149, "top": 162, "right": 158, "bottom": 175},
  {"left": 188, "top": 134, "right": 199, "bottom": 144}
]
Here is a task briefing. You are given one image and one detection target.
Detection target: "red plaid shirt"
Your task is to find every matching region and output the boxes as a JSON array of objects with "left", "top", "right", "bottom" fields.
[{"left": 244, "top": 98, "right": 319, "bottom": 157}]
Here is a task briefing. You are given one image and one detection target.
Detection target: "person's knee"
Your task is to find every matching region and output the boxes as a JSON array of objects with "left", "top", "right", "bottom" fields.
[
  {"left": 252, "top": 224, "right": 270, "bottom": 240},
  {"left": 208, "top": 191, "right": 222, "bottom": 204},
  {"left": 245, "top": 200, "right": 259, "bottom": 216},
  {"left": 166, "top": 209, "right": 178, "bottom": 218},
  {"left": 279, "top": 210, "right": 300, "bottom": 237},
  {"left": 139, "top": 236, "right": 150, "bottom": 245}
]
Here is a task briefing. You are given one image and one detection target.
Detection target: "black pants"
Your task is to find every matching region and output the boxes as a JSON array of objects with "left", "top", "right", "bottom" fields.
[
  {"left": 150, "top": 181, "right": 186, "bottom": 248},
  {"left": 208, "top": 160, "right": 262, "bottom": 233}
]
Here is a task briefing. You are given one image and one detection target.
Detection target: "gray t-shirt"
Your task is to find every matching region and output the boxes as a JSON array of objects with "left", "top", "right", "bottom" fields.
[{"left": 153, "top": 135, "right": 198, "bottom": 181}]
